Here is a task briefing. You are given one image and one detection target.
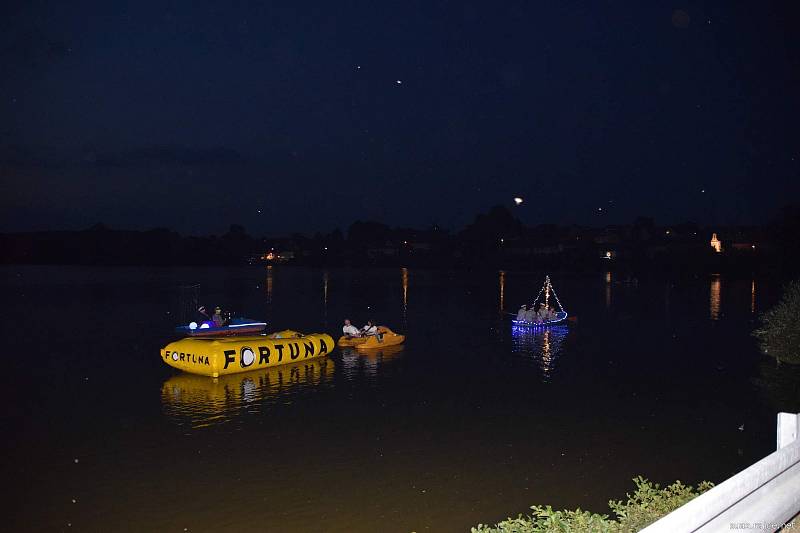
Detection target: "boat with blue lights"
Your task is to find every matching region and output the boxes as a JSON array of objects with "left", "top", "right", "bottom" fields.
[
  {"left": 176, "top": 317, "right": 267, "bottom": 337},
  {"left": 512, "top": 275, "right": 569, "bottom": 328}
]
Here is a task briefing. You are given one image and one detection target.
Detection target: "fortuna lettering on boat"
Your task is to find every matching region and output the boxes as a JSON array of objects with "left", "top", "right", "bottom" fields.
[
  {"left": 165, "top": 351, "right": 211, "bottom": 366},
  {"left": 223, "top": 340, "right": 329, "bottom": 369}
]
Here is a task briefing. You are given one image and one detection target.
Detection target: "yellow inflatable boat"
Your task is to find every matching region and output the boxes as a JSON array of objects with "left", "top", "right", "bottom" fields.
[
  {"left": 161, "top": 330, "right": 334, "bottom": 377},
  {"left": 337, "top": 326, "right": 405, "bottom": 350}
]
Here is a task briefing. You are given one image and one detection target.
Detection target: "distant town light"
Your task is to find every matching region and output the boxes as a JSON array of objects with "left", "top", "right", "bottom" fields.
[
  {"left": 710, "top": 233, "right": 722, "bottom": 253},
  {"left": 513, "top": 197, "right": 523, "bottom": 205}
]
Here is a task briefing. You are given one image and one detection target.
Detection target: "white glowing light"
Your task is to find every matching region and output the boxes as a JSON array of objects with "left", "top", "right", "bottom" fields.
[
  {"left": 513, "top": 197, "right": 523, "bottom": 205},
  {"left": 396, "top": 80, "right": 402, "bottom": 84}
]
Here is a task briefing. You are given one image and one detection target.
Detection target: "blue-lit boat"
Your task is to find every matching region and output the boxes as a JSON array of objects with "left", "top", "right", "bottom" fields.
[
  {"left": 511, "top": 275, "right": 569, "bottom": 328},
  {"left": 175, "top": 318, "right": 267, "bottom": 337}
]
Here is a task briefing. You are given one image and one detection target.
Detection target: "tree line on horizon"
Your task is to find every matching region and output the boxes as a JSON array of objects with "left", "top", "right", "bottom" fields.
[{"left": 2, "top": 205, "right": 799, "bottom": 272}]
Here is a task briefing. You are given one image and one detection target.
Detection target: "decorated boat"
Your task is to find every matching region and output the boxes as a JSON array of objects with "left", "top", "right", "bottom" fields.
[
  {"left": 161, "top": 329, "right": 334, "bottom": 377},
  {"left": 512, "top": 275, "right": 569, "bottom": 327},
  {"left": 175, "top": 317, "right": 267, "bottom": 337},
  {"left": 337, "top": 326, "right": 405, "bottom": 350}
]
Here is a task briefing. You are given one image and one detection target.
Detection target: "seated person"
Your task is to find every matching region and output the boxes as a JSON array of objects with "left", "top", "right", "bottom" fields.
[
  {"left": 212, "top": 306, "right": 227, "bottom": 327},
  {"left": 342, "top": 319, "right": 361, "bottom": 338},
  {"left": 537, "top": 303, "right": 548, "bottom": 322},
  {"left": 361, "top": 320, "right": 378, "bottom": 336},
  {"left": 516, "top": 304, "right": 528, "bottom": 321},
  {"left": 196, "top": 306, "right": 214, "bottom": 327}
]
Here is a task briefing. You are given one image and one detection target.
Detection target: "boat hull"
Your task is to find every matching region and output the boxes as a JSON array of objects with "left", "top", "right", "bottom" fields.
[
  {"left": 161, "top": 331, "right": 334, "bottom": 377},
  {"left": 512, "top": 311, "right": 568, "bottom": 328}
]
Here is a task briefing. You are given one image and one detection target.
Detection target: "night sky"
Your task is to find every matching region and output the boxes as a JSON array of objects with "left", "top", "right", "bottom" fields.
[{"left": 2, "top": 1, "right": 798, "bottom": 236}]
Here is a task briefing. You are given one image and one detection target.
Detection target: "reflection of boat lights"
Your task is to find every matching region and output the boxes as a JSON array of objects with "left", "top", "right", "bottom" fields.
[
  {"left": 710, "top": 276, "right": 721, "bottom": 320},
  {"left": 751, "top": 279, "right": 756, "bottom": 314},
  {"left": 510, "top": 325, "right": 568, "bottom": 381},
  {"left": 605, "top": 272, "right": 611, "bottom": 284},
  {"left": 499, "top": 270, "right": 505, "bottom": 312}
]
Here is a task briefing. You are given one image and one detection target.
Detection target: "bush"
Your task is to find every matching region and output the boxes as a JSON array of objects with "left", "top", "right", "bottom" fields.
[
  {"left": 754, "top": 280, "right": 800, "bottom": 365},
  {"left": 471, "top": 477, "right": 714, "bottom": 533}
]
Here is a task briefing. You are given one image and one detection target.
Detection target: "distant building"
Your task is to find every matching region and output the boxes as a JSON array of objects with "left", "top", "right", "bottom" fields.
[{"left": 710, "top": 233, "right": 723, "bottom": 253}]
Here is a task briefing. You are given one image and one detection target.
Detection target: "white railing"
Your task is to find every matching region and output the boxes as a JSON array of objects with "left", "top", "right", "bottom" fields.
[{"left": 641, "top": 412, "right": 800, "bottom": 533}]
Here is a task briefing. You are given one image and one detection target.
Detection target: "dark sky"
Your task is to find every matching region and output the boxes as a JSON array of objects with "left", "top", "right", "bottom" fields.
[{"left": 2, "top": 1, "right": 798, "bottom": 235}]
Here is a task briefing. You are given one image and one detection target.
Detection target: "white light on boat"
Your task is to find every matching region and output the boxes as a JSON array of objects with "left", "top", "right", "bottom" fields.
[{"left": 514, "top": 197, "right": 523, "bottom": 205}]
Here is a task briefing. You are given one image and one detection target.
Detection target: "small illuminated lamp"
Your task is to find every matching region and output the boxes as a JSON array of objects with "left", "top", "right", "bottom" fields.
[
  {"left": 189, "top": 321, "right": 198, "bottom": 330},
  {"left": 665, "top": 230, "right": 671, "bottom": 235},
  {"left": 605, "top": 251, "right": 612, "bottom": 259},
  {"left": 324, "top": 247, "right": 328, "bottom": 250},
  {"left": 751, "top": 244, "right": 756, "bottom": 249},
  {"left": 403, "top": 240, "right": 408, "bottom": 245},
  {"left": 500, "top": 238, "right": 504, "bottom": 244},
  {"left": 513, "top": 197, "right": 523, "bottom": 205}
]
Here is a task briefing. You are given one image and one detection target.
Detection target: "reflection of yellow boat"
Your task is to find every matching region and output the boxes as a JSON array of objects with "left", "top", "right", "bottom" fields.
[
  {"left": 337, "top": 326, "right": 405, "bottom": 350},
  {"left": 161, "top": 358, "right": 334, "bottom": 427},
  {"left": 161, "top": 330, "right": 334, "bottom": 377}
]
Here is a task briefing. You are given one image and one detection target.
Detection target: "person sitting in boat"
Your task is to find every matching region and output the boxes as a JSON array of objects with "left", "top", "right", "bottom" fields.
[
  {"left": 212, "top": 306, "right": 227, "bottom": 327},
  {"left": 537, "top": 303, "right": 548, "bottom": 322},
  {"left": 342, "top": 319, "right": 361, "bottom": 338},
  {"left": 195, "top": 306, "right": 214, "bottom": 328},
  {"left": 361, "top": 320, "right": 379, "bottom": 336},
  {"left": 516, "top": 304, "right": 528, "bottom": 321}
]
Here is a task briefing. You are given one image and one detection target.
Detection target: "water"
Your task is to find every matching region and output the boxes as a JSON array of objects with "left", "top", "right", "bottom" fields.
[{"left": 2, "top": 266, "right": 797, "bottom": 532}]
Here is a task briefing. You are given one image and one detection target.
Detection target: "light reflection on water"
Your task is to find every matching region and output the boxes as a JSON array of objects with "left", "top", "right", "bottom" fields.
[
  {"left": 499, "top": 270, "right": 505, "bottom": 312},
  {"left": 339, "top": 345, "right": 405, "bottom": 379},
  {"left": 161, "top": 358, "right": 335, "bottom": 428},
  {"left": 710, "top": 275, "right": 721, "bottom": 320},
  {"left": 510, "top": 325, "right": 569, "bottom": 380}
]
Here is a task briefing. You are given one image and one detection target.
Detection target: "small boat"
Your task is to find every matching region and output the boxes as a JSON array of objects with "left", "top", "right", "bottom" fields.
[
  {"left": 176, "top": 319, "right": 267, "bottom": 337},
  {"left": 175, "top": 317, "right": 267, "bottom": 337},
  {"left": 512, "top": 275, "right": 569, "bottom": 328},
  {"left": 338, "top": 326, "right": 405, "bottom": 350}
]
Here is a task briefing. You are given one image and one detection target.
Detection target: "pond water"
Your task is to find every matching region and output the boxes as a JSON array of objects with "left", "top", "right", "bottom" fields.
[{"left": 2, "top": 265, "right": 797, "bottom": 532}]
